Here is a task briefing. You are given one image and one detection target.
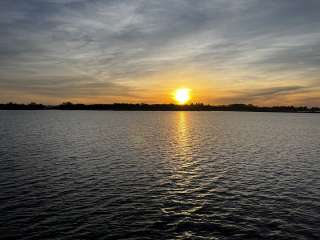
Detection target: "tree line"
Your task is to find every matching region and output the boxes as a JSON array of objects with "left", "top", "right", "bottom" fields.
[{"left": 0, "top": 102, "right": 319, "bottom": 112}]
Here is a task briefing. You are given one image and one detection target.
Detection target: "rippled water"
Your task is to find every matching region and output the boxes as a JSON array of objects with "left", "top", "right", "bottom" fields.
[{"left": 0, "top": 111, "right": 319, "bottom": 239}]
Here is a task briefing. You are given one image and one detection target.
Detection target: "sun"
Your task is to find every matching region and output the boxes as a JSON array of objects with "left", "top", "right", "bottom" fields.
[{"left": 174, "top": 88, "right": 191, "bottom": 105}]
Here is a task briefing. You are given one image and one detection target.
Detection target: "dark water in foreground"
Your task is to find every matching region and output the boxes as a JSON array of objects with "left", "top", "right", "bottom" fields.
[{"left": 0, "top": 111, "right": 319, "bottom": 240}]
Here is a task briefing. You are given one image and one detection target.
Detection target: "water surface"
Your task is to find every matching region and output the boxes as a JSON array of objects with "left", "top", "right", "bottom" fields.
[{"left": 0, "top": 111, "right": 319, "bottom": 239}]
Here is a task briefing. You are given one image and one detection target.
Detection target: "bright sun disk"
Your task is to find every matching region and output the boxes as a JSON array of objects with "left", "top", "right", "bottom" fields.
[{"left": 175, "top": 88, "right": 191, "bottom": 105}]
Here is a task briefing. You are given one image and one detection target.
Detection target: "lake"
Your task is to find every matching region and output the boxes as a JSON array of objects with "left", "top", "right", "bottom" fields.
[{"left": 0, "top": 111, "right": 319, "bottom": 239}]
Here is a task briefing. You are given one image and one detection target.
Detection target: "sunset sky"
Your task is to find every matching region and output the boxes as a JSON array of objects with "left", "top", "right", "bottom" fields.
[{"left": 0, "top": 0, "right": 319, "bottom": 106}]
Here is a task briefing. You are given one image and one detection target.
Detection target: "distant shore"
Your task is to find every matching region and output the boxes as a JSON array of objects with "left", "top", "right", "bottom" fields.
[{"left": 0, "top": 102, "right": 319, "bottom": 113}]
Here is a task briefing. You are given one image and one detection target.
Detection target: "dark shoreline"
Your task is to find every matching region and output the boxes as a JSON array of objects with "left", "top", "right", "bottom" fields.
[{"left": 1, "top": 102, "right": 319, "bottom": 113}]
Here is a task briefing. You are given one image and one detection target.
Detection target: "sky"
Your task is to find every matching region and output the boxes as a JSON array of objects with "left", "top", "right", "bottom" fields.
[{"left": 0, "top": 0, "right": 320, "bottom": 106}]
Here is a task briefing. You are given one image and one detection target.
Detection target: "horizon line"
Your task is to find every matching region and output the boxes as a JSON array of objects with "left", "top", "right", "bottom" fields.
[{"left": 1, "top": 102, "right": 320, "bottom": 113}]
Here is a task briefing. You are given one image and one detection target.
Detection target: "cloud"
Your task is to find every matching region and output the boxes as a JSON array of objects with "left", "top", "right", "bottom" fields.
[
  {"left": 241, "top": 86, "right": 310, "bottom": 98},
  {"left": 0, "top": 75, "right": 136, "bottom": 98},
  {"left": 210, "top": 85, "right": 320, "bottom": 106},
  {"left": 0, "top": 0, "right": 319, "bottom": 105}
]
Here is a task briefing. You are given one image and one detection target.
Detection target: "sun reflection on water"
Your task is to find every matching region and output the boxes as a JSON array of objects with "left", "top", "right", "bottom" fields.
[
  {"left": 176, "top": 112, "right": 192, "bottom": 160},
  {"left": 161, "top": 112, "right": 208, "bottom": 223}
]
